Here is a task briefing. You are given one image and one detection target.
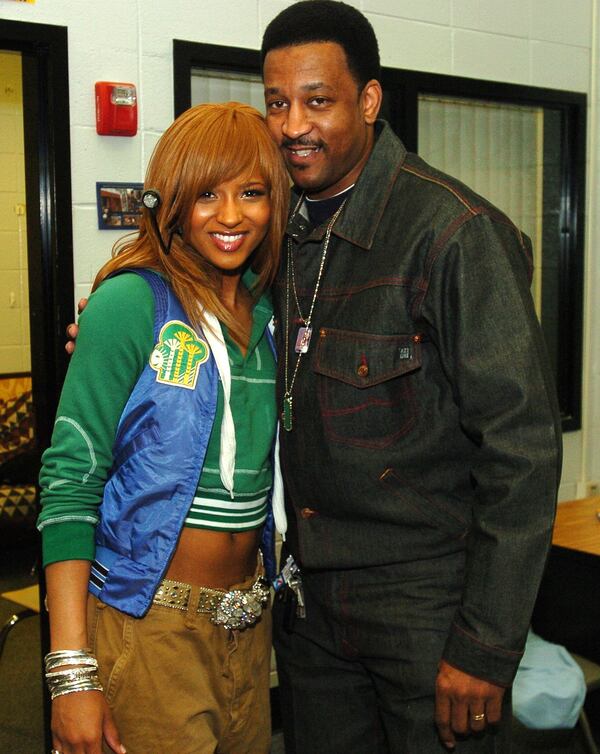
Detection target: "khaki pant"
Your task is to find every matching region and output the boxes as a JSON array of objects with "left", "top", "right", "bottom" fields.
[{"left": 87, "top": 578, "right": 272, "bottom": 754}]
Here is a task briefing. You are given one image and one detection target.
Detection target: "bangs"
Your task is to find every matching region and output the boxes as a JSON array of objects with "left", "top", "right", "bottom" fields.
[{"left": 189, "top": 108, "right": 275, "bottom": 194}]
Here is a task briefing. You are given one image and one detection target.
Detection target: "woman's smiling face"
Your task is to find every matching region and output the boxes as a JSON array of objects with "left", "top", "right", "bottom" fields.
[{"left": 187, "top": 173, "right": 271, "bottom": 274}]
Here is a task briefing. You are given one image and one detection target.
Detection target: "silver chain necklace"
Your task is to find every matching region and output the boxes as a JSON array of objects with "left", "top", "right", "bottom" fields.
[{"left": 283, "top": 195, "right": 347, "bottom": 432}]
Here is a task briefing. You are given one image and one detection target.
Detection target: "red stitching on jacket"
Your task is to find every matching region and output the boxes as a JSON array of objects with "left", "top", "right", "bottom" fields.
[{"left": 451, "top": 622, "right": 523, "bottom": 656}]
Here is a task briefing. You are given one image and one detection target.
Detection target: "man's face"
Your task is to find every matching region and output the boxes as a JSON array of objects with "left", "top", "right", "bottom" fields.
[{"left": 263, "top": 42, "right": 381, "bottom": 200}]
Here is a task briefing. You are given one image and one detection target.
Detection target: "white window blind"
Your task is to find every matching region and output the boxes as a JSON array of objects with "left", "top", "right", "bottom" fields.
[
  {"left": 418, "top": 95, "right": 544, "bottom": 312},
  {"left": 191, "top": 68, "right": 264, "bottom": 112}
]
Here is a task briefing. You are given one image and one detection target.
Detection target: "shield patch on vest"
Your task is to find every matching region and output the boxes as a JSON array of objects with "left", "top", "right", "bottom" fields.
[{"left": 149, "top": 320, "right": 209, "bottom": 389}]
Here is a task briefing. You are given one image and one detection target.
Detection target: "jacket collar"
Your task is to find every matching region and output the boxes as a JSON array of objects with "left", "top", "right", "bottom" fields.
[{"left": 286, "top": 120, "right": 407, "bottom": 250}]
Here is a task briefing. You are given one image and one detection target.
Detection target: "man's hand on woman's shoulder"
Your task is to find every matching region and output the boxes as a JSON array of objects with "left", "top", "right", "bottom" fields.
[{"left": 65, "top": 298, "right": 88, "bottom": 354}]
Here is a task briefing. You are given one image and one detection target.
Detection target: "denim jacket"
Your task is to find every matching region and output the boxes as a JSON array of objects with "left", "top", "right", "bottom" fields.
[{"left": 274, "top": 121, "right": 562, "bottom": 686}]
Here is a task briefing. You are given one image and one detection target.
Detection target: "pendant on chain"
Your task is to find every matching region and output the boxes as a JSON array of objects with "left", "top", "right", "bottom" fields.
[
  {"left": 294, "top": 326, "right": 312, "bottom": 354},
  {"left": 283, "top": 394, "right": 293, "bottom": 431}
]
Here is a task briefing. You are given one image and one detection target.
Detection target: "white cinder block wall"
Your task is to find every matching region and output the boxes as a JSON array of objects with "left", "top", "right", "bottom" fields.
[{"left": 0, "top": 0, "right": 597, "bottom": 502}]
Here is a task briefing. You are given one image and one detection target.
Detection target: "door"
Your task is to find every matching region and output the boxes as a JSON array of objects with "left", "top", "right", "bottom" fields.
[{"left": 0, "top": 18, "right": 73, "bottom": 751}]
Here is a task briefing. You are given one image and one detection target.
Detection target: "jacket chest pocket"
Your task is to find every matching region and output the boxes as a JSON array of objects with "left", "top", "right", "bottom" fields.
[{"left": 313, "top": 327, "right": 422, "bottom": 448}]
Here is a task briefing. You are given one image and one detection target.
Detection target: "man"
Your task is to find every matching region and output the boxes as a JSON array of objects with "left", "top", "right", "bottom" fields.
[
  {"left": 68, "top": 2, "right": 560, "bottom": 751},
  {"left": 260, "top": 2, "right": 561, "bottom": 753}
]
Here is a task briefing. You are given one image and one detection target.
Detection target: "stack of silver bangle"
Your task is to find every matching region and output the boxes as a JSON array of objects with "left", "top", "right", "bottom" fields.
[{"left": 44, "top": 649, "right": 103, "bottom": 700}]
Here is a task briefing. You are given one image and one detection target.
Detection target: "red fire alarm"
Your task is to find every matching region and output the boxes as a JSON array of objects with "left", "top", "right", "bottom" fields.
[{"left": 95, "top": 81, "right": 137, "bottom": 137}]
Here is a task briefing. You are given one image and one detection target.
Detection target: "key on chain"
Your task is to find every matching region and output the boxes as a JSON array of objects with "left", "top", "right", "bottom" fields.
[{"left": 288, "top": 575, "right": 306, "bottom": 619}]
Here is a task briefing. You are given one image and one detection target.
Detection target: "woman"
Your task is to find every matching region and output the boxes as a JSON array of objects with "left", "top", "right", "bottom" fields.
[{"left": 38, "top": 102, "right": 289, "bottom": 754}]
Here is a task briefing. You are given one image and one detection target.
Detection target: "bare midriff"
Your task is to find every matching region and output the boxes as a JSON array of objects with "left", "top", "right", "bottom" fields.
[{"left": 165, "top": 526, "right": 262, "bottom": 589}]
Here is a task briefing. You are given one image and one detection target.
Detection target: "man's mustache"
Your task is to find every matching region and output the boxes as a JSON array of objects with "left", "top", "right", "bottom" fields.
[{"left": 281, "top": 137, "right": 323, "bottom": 149}]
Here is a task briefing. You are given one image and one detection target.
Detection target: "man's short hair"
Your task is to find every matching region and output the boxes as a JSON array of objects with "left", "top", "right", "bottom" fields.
[{"left": 260, "top": 0, "right": 380, "bottom": 90}]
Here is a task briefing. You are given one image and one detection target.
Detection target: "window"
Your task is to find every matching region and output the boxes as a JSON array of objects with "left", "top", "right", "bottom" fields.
[
  {"left": 173, "top": 41, "right": 586, "bottom": 430},
  {"left": 191, "top": 68, "right": 263, "bottom": 111},
  {"left": 419, "top": 97, "right": 546, "bottom": 309}
]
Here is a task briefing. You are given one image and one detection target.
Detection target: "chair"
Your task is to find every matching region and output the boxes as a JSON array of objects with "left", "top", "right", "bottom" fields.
[
  {"left": 0, "top": 376, "right": 42, "bottom": 664},
  {"left": 0, "top": 584, "right": 40, "bottom": 662},
  {"left": 571, "top": 653, "right": 600, "bottom": 754}
]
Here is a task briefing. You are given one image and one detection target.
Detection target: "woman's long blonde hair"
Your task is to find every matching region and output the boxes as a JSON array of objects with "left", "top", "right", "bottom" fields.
[{"left": 93, "top": 102, "right": 289, "bottom": 344}]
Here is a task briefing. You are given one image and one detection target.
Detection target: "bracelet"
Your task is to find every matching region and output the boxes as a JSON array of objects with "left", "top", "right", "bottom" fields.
[
  {"left": 45, "top": 654, "right": 99, "bottom": 672},
  {"left": 46, "top": 668, "right": 99, "bottom": 681},
  {"left": 49, "top": 679, "right": 103, "bottom": 700},
  {"left": 44, "top": 649, "right": 103, "bottom": 700},
  {"left": 44, "top": 649, "right": 94, "bottom": 666},
  {"left": 47, "top": 669, "right": 103, "bottom": 700},
  {"left": 45, "top": 648, "right": 92, "bottom": 659}
]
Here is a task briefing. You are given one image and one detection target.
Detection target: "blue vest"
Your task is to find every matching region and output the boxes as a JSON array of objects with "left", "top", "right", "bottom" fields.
[{"left": 88, "top": 269, "right": 276, "bottom": 617}]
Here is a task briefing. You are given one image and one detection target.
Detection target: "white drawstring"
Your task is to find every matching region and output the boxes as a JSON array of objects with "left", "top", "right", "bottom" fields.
[{"left": 201, "top": 312, "right": 235, "bottom": 498}]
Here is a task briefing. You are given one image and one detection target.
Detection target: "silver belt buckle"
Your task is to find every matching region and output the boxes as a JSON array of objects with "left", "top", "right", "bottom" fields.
[{"left": 211, "top": 577, "right": 270, "bottom": 630}]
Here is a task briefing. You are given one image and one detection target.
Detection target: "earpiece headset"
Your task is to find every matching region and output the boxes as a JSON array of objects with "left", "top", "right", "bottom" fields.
[{"left": 141, "top": 189, "right": 181, "bottom": 255}]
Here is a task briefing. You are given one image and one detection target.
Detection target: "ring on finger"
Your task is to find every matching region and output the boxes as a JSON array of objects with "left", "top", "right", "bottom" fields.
[{"left": 471, "top": 712, "right": 486, "bottom": 722}]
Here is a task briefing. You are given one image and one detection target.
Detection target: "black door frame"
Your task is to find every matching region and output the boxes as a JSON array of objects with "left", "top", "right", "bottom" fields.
[{"left": 0, "top": 18, "right": 73, "bottom": 748}]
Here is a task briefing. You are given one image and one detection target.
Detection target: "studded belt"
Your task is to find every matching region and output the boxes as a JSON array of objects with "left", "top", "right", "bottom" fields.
[{"left": 152, "top": 575, "right": 270, "bottom": 631}]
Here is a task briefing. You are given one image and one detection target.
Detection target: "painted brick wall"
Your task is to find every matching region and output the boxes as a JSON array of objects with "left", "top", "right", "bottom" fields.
[{"left": 0, "top": 0, "right": 597, "bottom": 499}]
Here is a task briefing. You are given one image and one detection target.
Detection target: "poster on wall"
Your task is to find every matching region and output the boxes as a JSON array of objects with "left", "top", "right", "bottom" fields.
[{"left": 96, "top": 182, "right": 144, "bottom": 230}]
